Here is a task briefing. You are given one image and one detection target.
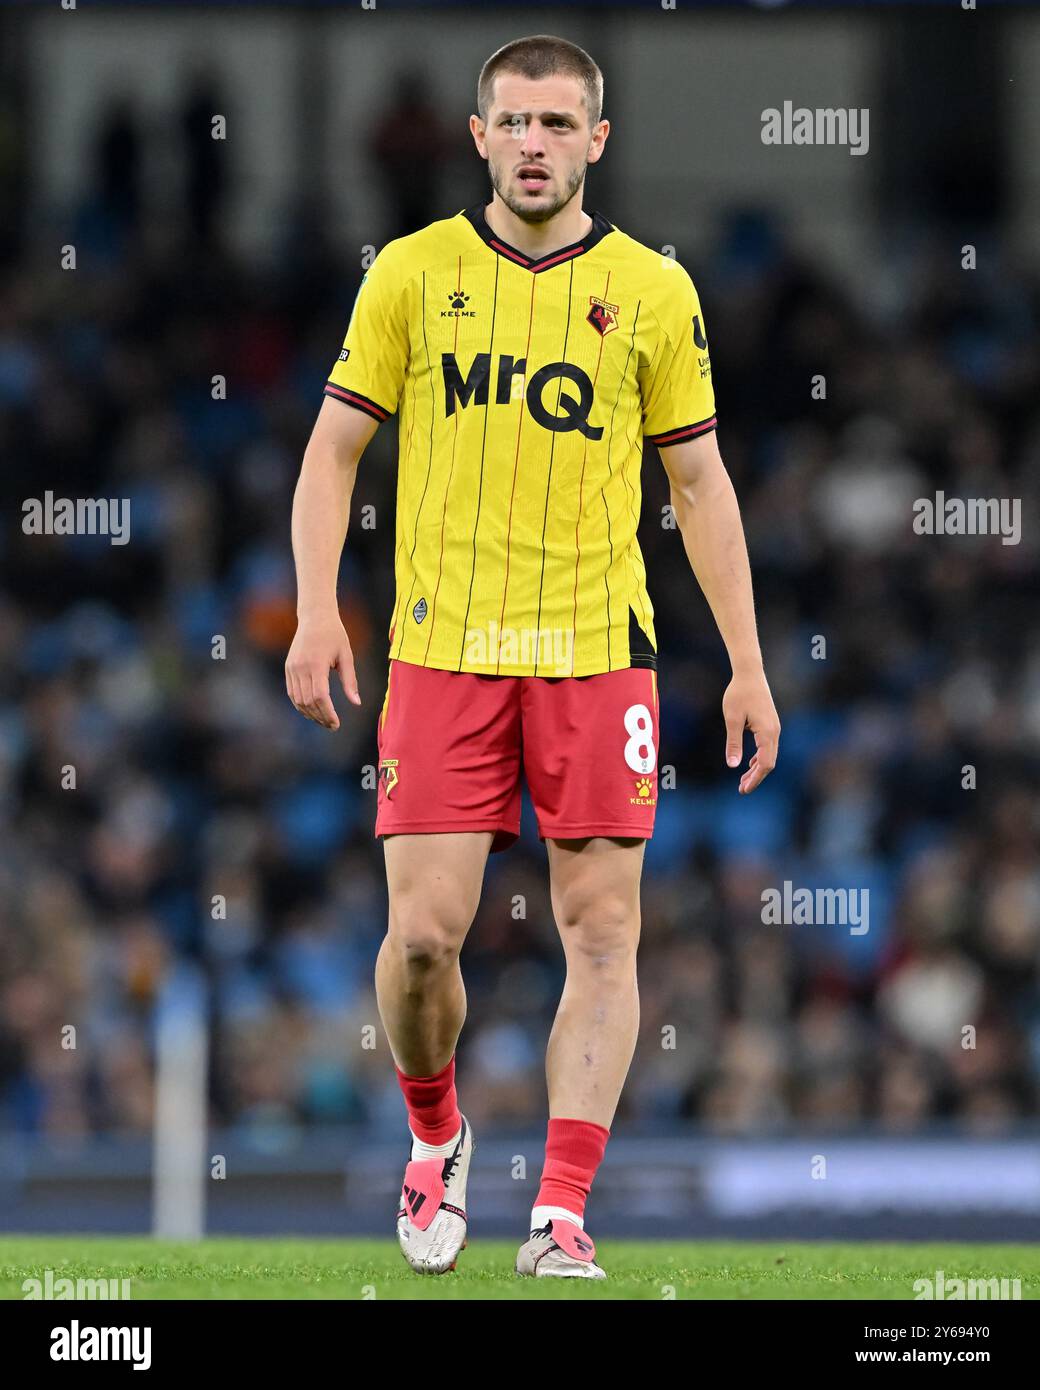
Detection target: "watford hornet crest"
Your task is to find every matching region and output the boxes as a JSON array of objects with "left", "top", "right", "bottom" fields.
[
  {"left": 586, "top": 295, "right": 619, "bottom": 337},
  {"left": 379, "top": 759, "right": 399, "bottom": 798}
]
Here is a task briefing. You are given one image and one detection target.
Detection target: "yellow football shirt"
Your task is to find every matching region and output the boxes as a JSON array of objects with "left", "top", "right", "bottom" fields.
[{"left": 324, "top": 201, "right": 717, "bottom": 677}]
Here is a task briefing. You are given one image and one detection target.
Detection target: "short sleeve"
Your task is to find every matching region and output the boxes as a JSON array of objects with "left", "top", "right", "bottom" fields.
[
  {"left": 323, "top": 249, "right": 410, "bottom": 424},
  {"left": 640, "top": 266, "right": 717, "bottom": 446}
]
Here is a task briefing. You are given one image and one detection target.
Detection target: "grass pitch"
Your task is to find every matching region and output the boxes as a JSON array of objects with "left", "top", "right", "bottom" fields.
[{"left": 2, "top": 1237, "right": 1038, "bottom": 1300}]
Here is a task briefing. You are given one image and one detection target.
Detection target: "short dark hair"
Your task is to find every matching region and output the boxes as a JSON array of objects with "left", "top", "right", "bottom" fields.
[{"left": 477, "top": 35, "right": 604, "bottom": 129}]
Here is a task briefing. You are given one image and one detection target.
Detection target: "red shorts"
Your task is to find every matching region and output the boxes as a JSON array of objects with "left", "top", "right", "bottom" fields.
[{"left": 375, "top": 659, "right": 660, "bottom": 851}]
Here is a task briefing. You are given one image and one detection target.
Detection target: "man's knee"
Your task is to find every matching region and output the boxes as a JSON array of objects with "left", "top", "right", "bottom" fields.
[
  {"left": 387, "top": 886, "right": 476, "bottom": 971},
  {"left": 553, "top": 886, "right": 640, "bottom": 963}
]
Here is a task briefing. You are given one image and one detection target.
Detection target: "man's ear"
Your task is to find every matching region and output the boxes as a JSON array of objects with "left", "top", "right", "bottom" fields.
[
  {"left": 469, "top": 112, "right": 488, "bottom": 157},
  {"left": 587, "top": 120, "right": 610, "bottom": 165}
]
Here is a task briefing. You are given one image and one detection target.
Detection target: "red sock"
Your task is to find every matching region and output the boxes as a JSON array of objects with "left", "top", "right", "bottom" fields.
[
  {"left": 395, "top": 1056, "right": 461, "bottom": 1146},
  {"left": 534, "top": 1117, "right": 610, "bottom": 1220}
]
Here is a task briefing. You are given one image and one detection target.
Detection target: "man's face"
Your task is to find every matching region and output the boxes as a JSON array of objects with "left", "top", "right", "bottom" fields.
[{"left": 471, "top": 72, "right": 608, "bottom": 224}]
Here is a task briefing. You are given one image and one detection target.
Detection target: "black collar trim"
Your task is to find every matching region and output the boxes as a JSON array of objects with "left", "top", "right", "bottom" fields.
[{"left": 462, "top": 201, "right": 613, "bottom": 273}]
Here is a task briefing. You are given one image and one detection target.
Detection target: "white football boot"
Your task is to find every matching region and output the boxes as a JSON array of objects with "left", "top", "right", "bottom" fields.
[
  {"left": 515, "top": 1218, "right": 606, "bottom": 1279},
  {"left": 396, "top": 1116, "right": 474, "bottom": 1274}
]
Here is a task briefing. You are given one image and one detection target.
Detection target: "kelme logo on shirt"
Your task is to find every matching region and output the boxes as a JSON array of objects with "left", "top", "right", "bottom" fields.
[
  {"left": 442, "top": 289, "right": 475, "bottom": 318},
  {"left": 441, "top": 353, "right": 603, "bottom": 441},
  {"left": 412, "top": 597, "right": 428, "bottom": 623}
]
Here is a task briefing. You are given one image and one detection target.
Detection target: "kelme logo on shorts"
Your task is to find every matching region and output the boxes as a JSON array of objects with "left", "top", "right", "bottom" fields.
[
  {"left": 413, "top": 597, "right": 428, "bottom": 623},
  {"left": 631, "top": 777, "right": 656, "bottom": 806}
]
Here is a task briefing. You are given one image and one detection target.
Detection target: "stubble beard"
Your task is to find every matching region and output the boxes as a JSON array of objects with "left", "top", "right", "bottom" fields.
[{"left": 488, "top": 157, "right": 588, "bottom": 225}]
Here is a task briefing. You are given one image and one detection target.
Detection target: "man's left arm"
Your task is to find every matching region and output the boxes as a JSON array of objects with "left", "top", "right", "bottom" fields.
[{"left": 658, "top": 429, "right": 780, "bottom": 793}]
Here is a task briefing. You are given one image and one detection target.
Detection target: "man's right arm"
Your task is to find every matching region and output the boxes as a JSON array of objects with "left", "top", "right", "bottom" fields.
[{"left": 285, "top": 396, "right": 380, "bottom": 729}]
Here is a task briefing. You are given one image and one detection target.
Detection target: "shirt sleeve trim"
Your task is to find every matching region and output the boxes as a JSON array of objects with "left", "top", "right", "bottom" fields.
[
  {"left": 646, "top": 415, "right": 717, "bottom": 446},
  {"left": 323, "top": 382, "right": 392, "bottom": 422}
]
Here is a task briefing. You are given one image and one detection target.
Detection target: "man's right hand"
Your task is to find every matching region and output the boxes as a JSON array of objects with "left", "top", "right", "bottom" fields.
[{"left": 285, "top": 614, "right": 360, "bottom": 729}]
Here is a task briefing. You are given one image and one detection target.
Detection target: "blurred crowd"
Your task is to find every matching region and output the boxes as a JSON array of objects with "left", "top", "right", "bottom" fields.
[{"left": 1, "top": 88, "right": 1039, "bottom": 1144}]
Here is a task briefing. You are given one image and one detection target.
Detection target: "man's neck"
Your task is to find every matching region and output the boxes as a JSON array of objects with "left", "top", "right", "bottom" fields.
[{"left": 483, "top": 193, "right": 592, "bottom": 260}]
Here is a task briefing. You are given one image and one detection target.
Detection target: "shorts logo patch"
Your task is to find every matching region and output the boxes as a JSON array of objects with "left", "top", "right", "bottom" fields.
[
  {"left": 630, "top": 776, "right": 656, "bottom": 807},
  {"left": 379, "top": 758, "right": 399, "bottom": 798},
  {"left": 412, "top": 597, "right": 428, "bottom": 623}
]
